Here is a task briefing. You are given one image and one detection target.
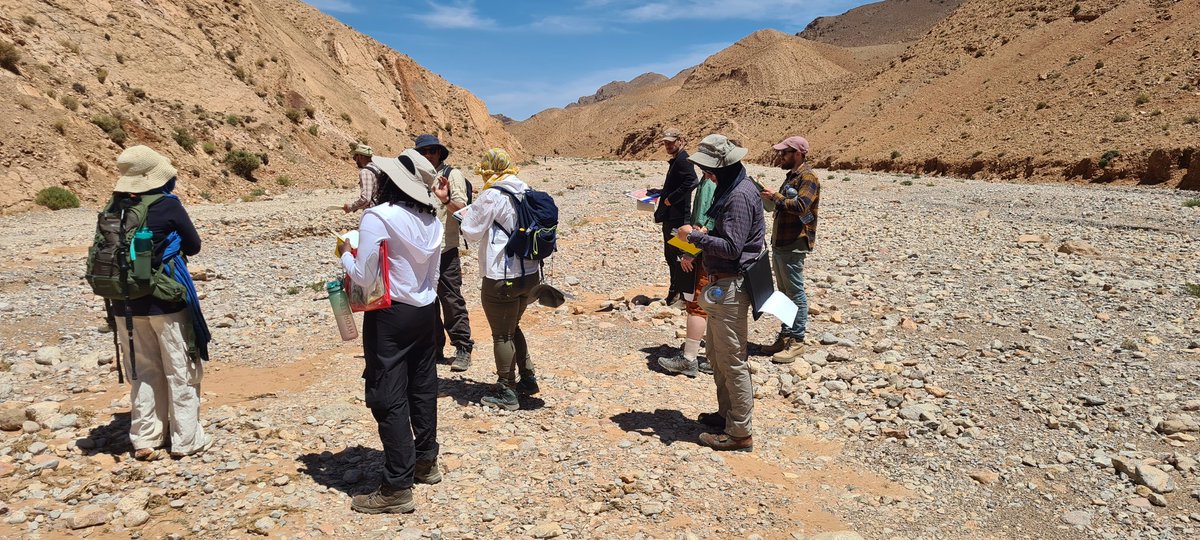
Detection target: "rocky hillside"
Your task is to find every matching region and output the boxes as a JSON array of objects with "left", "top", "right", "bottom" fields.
[
  {"left": 0, "top": 0, "right": 522, "bottom": 214},
  {"left": 510, "top": 0, "right": 1200, "bottom": 190},
  {"left": 570, "top": 72, "right": 668, "bottom": 107},
  {"left": 799, "top": 0, "right": 966, "bottom": 47}
]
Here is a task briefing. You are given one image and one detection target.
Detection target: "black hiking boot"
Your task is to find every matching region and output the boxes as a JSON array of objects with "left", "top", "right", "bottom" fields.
[
  {"left": 516, "top": 371, "right": 540, "bottom": 395},
  {"left": 450, "top": 346, "right": 471, "bottom": 372},
  {"left": 481, "top": 384, "right": 519, "bottom": 411}
]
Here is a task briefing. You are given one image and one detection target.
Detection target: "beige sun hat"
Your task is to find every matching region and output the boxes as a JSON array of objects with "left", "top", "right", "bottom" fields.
[
  {"left": 688, "top": 134, "right": 748, "bottom": 169},
  {"left": 114, "top": 145, "right": 177, "bottom": 193},
  {"left": 352, "top": 144, "right": 374, "bottom": 157},
  {"left": 370, "top": 148, "right": 439, "bottom": 207}
]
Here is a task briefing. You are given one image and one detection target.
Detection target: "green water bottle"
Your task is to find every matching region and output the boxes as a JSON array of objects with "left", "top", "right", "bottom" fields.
[
  {"left": 132, "top": 227, "right": 153, "bottom": 281},
  {"left": 326, "top": 279, "right": 358, "bottom": 341}
]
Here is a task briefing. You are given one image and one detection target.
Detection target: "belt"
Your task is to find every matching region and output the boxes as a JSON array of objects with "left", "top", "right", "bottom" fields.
[{"left": 708, "top": 271, "right": 738, "bottom": 281}]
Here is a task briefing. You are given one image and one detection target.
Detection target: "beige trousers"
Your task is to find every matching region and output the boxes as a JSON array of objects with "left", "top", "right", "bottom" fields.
[
  {"left": 117, "top": 310, "right": 205, "bottom": 453},
  {"left": 698, "top": 275, "right": 753, "bottom": 438}
]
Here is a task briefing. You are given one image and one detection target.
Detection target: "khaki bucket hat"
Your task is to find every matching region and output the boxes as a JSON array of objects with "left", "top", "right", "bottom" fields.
[
  {"left": 114, "top": 145, "right": 177, "bottom": 193},
  {"left": 688, "top": 134, "right": 747, "bottom": 169}
]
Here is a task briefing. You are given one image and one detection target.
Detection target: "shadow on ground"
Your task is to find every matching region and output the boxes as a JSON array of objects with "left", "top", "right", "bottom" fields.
[
  {"left": 609, "top": 408, "right": 702, "bottom": 447},
  {"left": 81, "top": 411, "right": 133, "bottom": 457},
  {"left": 296, "top": 445, "right": 384, "bottom": 497}
]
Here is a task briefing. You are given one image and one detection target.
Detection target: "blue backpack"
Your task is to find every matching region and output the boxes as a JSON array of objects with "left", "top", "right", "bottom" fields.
[{"left": 492, "top": 186, "right": 558, "bottom": 261}]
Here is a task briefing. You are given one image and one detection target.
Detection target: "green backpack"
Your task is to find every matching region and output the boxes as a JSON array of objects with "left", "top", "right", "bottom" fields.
[{"left": 85, "top": 194, "right": 185, "bottom": 303}]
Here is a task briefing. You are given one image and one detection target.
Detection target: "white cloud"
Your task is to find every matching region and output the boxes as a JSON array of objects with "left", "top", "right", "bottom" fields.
[
  {"left": 305, "top": 0, "right": 361, "bottom": 14},
  {"left": 527, "top": 15, "right": 607, "bottom": 34},
  {"left": 413, "top": 1, "right": 496, "bottom": 30},
  {"left": 623, "top": 0, "right": 842, "bottom": 24}
]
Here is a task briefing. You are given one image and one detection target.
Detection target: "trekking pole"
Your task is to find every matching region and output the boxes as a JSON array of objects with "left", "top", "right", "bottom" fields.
[
  {"left": 116, "top": 205, "right": 137, "bottom": 381},
  {"left": 105, "top": 300, "right": 125, "bottom": 384}
]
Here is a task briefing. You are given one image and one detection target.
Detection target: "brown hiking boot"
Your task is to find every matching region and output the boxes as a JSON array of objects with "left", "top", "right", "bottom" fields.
[
  {"left": 350, "top": 485, "right": 415, "bottom": 514},
  {"left": 415, "top": 458, "right": 442, "bottom": 485},
  {"left": 771, "top": 338, "right": 804, "bottom": 364},
  {"left": 697, "top": 412, "right": 725, "bottom": 429},
  {"left": 698, "top": 432, "right": 753, "bottom": 452},
  {"left": 758, "top": 334, "right": 787, "bottom": 355}
]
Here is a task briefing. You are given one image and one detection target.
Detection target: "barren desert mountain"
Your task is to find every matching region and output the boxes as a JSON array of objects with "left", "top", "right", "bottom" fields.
[
  {"left": 0, "top": 0, "right": 522, "bottom": 213},
  {"left": 511, "top": 0, "right": 1200, "bottom": 189},
  {"left": 570, "top": 72, "right": 669, "bottom": 108},
  {"left": 799, "top": 0, "right": 967, "bottom": 47}
]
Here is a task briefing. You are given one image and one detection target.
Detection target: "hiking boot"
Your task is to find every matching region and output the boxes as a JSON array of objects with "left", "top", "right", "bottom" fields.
[
  {"left": 771, "top": 338, "right": 804, "bottom": 364},
  {"left": 351, "top": 485, "right": 415, "bottom": 514},
  {"left": 450, "top": 346, "right": 471, "bottom": 372},
  {"left": 657, "top": 353, "right": 698, "bottom": 378},
  {"left": 698, "top": 432, "right": 753, "bottom": 452},
  {"left": 516, "top": 371, "right": 540, "bottom": 395},
  {"left": 414, "top": 458, "right": 442, "bottom": 485},
  {"left": 758, "top": 334, "right": 787, "bottom": 355},
  {"left": 697, "top": 411, "right": 725, "bottom": 429},
  {"left": 697, "top": 356, "right": 713, "bottom": 375},
  {"left": 481, "top": 384, "right": 519, "bottom": 411}
]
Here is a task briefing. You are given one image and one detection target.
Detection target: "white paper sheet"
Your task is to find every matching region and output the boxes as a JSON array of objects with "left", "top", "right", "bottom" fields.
[{"left": 760, "top": 291, "right": 798, "bottom": 327}]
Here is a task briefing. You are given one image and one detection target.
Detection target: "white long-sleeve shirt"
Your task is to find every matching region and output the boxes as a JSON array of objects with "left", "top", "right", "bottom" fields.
[
  {"left": 340, "top": 203, "right": 443, "bottom": 307},
  {"left": 459, "top": 176, "right": 541, "bottom": 280}
]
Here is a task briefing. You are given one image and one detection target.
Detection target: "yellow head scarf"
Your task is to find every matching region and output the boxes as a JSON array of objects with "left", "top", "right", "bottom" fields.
[{"left": 475, "top": 148, "right": 519, "bottom": 189}]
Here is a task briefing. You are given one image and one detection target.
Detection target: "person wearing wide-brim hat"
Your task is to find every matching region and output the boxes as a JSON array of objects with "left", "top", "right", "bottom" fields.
[
  {"left": 414, "top": 134, "right": 475, "bottom": 372},
  {"left": 673, "top": 134, "right": 765, "bottom": 452},
  {"left": 343, "top": 144, "right": 382, "bottom": 213},
  {"left": 338, "top": 148, "right": 452, "bottom": 514},
  {"left": 106, "top": 145, "right": 213, "bottom": 461}
]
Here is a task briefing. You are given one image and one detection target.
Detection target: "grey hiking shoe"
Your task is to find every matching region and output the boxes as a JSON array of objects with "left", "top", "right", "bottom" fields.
[
  {"left": 697, "top": 356, "right": 713, "bottom": 375},
  {"left": 658, "top": 353, "right": 698, "bottom": 378},
  {"left": 516, "top": 371, "right": 540, "bottom": 395},
  {"left": 450, "top": 346, "right": 471, "bottom": 372},
  {"left": 351, "top": 486, "right": 415, "bottom": 514},
  {"left": 481, "top": 384, "right": 519, "bottom": 411},
  {"left": 414, "top": 458, "right": 442, "bottom": 485}
]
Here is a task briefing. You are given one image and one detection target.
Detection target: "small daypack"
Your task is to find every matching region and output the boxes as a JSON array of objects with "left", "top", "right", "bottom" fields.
[
  {"left": 492, "top": 186, "right": 558, "bottom": 261},
  {"left": 85, "top": 194, "right": 185, "bottom": 303}
]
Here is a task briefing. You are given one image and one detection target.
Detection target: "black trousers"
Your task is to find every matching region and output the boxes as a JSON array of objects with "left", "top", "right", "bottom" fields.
[
  {"left": 661, "top": 221, "right": 694, "bottom": 295},
  {"left": 363, "top": 301, "right": 439, "bottom": 490},
  {"left": 436, "top": 248, "right": 474, "bottom": 351}
]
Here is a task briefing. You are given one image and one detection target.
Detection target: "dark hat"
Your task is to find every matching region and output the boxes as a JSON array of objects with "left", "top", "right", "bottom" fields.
[
  {"left": 414, "top": 134, "right": 449, "bottom": 161},
  {"left": 529, "top": 283, "right": 568, "bottom": 308}
]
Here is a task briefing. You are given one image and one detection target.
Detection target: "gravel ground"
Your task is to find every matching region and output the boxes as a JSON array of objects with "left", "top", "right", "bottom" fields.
[{"left": 0, "top": 157, "right": 1198, "bottom": 539}]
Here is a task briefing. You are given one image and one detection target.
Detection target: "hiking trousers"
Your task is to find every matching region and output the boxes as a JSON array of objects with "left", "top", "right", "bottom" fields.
[
  {"left": 436, "top": 248, "right": 474, "bottom": 352},
  {"left": 480, "top": 275, "right": 540, "bottom": 385},
  {"left": 363, "top": 301, "right": 440, "bottom": 490},
  {"left": 661, "top": 222, "right": 694, "bottom": 296},
  {"left": 117, "top": 310, "right": 206, "bottom": 454},
  {"left": 698, "top": 275, "right": 753, "bottom": 439}
]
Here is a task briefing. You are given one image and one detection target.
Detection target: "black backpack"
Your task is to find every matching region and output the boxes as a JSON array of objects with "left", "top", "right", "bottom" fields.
[{"left": 492, "top": 186, "right": 558, "bottom": 261}]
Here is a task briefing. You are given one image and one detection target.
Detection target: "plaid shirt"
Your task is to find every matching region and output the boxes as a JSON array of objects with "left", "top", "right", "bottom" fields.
[
  {"left": 346, "top": 163, "right": 380, "bottom": 212},
  {"left": 769, "top": 164, "right": 820, "bottom": 249}
]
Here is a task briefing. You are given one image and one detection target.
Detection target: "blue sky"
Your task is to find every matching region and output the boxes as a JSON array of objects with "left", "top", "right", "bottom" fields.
[{"left": 304, "top": 0, "right": 871, "bottom": 120}]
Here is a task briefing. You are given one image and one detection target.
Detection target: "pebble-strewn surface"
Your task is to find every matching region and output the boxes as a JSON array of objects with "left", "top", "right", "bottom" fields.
[{"left": 1, "top": 157, "right": 1198, "bottom": 539}]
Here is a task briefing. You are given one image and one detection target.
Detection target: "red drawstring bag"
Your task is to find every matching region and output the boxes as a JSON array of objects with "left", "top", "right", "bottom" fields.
[{"left": 347, "top": 240, "right": 391, "bottom": 312}]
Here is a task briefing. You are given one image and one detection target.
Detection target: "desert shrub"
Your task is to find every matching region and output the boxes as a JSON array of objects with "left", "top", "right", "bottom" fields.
[
  {"left": 107, "top": 128, "right": 127, "bottom": 146},
  {"left": 232, "top": 66, "right": 247, "bottom": 81},
  {"left": 890, "top": 150, "right": 901, "bottom": 160},
  {"left": 199, "top": 191, "right": 212, "bottom": 201},
  {"left": 226, "top": 114, "right": 242, "bottom": 126},
  {"left": 91, "top": 114, "right": 120, "bottom": 133},
  {"left": 900, "top": 180, "right": 914, "bottom": 186},
  {"left": 52, "top": 119, "right": 67, "bottom": 135},
  {"left": 96, "top": 67, "right": 108, "bottom": 83},
  {"left": 60, "top": 95, "right": 79, "bottom": 111},
  {"left": 127, "top": 87, "right": 146, "bottom": 102},
  {"left": 284, "top": 108, "right": 303, "bottom": 124},
  {"left": 115, "top": 52, "right": 126, "bottom": 64},
  {"left": 21, "top": 15, "right": 36, "bottom": 26},
  {"left": 255, "top": 58, "right": 265, "bottom": 68},
  {"left": 1183, "top": 199, "right": 1200, "bottom": 208},
  {"left": 0, "top": 41, "right": 20, "bottom": 74},
  {"left": 202, "top": 141, "right": 217, "bottom": 155},
  {"left": 1098, "top": 150, "right": 1120, "bottom": 168},
  {"left": 35, "top": 186, "right": 80, "bottom": 210},
  {"left": 224, "top": 149, "right": 261, "bottom": 179},
  {"left": 75, "top": 162, "right": 88, "bottom": 177},
  {"left": 307, "top": 124, "right": 318, "bottom": 136},
  {"left": 172, "top": 127, "right": 196, "bottom": 152},
  {"left": 340, "top": 112, "right": 351, "bottom": 123},
  {"left": 1035, "top": 102, "right": 1048, "bottom": 110},
  {"left": 1112, "top": 113, "right": 1130, "bottom": 123},
  {"left": 304, "top": 106, "right": 315, "bottom": 118},
  {"left": 1184, "top": 115, "right": 1199, "bottom": 125},
  {"left": 1094, "top": 60, "right": 1104, "bottom": 69},
  {"left": 1185, "top": 284, "right": 1200, "bottom": 298},
  {"left": 1135, "top": 93, "right": 1150, "bottom": 105},
  {"left": 72, "top": 82, "right": 88, "bottom": 94},
  {"left": 59, "top": 39, "right": 80, "bottom": 54},
  {"left": 1071, "top": 4, "right": 1081, "bottom": 15},
  {"left": 276, "top": 175, "right": 292, "bottom": 187}
]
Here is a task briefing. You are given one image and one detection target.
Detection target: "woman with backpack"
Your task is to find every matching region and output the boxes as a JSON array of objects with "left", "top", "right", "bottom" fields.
[
  {"left": 102, "top": 145, "right": 211, "bottom": 461},
  {"left": 338, "top": 149, "right": 446, "bottom": 514},
  {"left": 459, "top": 148, "right": 543, "bottom": 411}
]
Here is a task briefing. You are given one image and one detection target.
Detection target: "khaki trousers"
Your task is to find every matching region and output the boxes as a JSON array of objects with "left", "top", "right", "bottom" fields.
[
  {"left": 698, "top": 275, "right": 753, "bottom": 438},
  {"left": 117, "top": 310, "right": 205, "bottom": 453}
]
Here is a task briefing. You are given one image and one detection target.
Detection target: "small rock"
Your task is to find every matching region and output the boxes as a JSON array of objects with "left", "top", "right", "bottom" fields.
[
  {"left": 0, "top": 405, "right": 25, "bottom": 431},
  {"left": 25, "top": 402, "right": 61, "bottom": 423},
  {"left": 273, "top": 475, "right": 290, "bottom": 487},
  {"left": 52, "top": 414, "right": 78, "bottom": 430},
  {"left": 1058, "top": 240, "right": 1100, "bottom": 256},
  {"left": 811, "top": 532, "right": 865, "bottom": 540},
  {"left": 640, "top": 501, "right": 665, "bottom": 516},
  {"left": 969, "top": 470, "right": 1000, "bottom": 485},
  {"left": 35, "top": 346, "right": 62, "bottom": 366},
  {"left": 70, "top": 505, "right": 109, "bottom": 529},
  {"left": 1134, "top": 463, "right": 1176, "bottom": 494},
  {"left": 124, "top": 509, "right": 150, "bottom": 528},
  {"left": 1061, "top": 510, "right": 1092, "bottom": 528},
  {"left": 529, "top": 521, "right": 562, "bottom": 538}
]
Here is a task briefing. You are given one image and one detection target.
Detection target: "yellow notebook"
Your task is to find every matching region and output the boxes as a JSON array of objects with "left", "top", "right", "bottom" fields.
[{"left": 668, "top": 235, "right": 702, "bottom": 256}]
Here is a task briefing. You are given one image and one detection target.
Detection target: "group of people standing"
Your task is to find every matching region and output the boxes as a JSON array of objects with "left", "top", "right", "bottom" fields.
[
  {"left": 337, "top": 137, "right": 543, "bottom": 513},
  {"left": 653, "top": 129, "right": 820, "bottom": 452}
]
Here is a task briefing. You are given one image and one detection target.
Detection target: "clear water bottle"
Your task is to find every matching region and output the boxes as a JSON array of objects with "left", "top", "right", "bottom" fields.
[
  {"left": 326, "top": 279, "right": 358, "bottom": 341},
  {"left": 132, "top": 227, "right": 153, "bottom": 281}
]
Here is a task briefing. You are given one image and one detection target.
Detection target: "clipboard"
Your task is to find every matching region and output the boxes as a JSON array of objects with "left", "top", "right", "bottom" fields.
[
  {"left": 742, "top": 251, "right": 797, "bottom": 325},
  {"left": 667, "top": 235, "right": 702, "bottom": 256}
]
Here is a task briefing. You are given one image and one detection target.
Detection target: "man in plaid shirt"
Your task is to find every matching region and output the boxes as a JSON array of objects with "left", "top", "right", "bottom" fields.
[
  {"left": 758, "top": 136, "right": 819, "bottom": 364},
  {"left": 343, "top": 144, "right": 382, "bottom": 213}
]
